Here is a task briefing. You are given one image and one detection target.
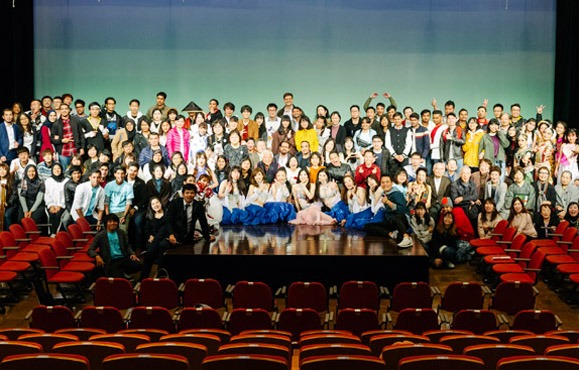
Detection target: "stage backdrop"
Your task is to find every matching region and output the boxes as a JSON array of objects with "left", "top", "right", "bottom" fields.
[{"left": 34, "top": 0, "right": 555, "bottom": 120}]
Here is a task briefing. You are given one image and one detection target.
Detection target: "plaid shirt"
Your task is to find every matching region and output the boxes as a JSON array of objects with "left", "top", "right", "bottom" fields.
[{"left": 61, "top": 118, "right": 77, "bottom": 157}]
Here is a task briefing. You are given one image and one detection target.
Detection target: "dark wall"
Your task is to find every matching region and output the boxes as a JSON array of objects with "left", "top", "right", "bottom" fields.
[
  {"left": 0, "top": 0, "right": 34, "bottom": 109},
  {"left": 1, "top": 0, "right": 577, "bottom": 126},
  {"left": 554, "top": 0, "right": 579, "bottom": 126}
]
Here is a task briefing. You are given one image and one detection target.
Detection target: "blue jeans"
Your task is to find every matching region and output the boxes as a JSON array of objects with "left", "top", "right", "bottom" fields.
[{"left": 59, "top": 155, "right": 71, "bottom": 169}]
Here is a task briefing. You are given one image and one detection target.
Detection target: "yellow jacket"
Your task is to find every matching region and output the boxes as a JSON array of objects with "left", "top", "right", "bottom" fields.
[
  {"left": 462, "top": 129, "right": 485, "bottom": 167},
  {"left": 295, "top": 128, "right": 319, "bottom": 153}
]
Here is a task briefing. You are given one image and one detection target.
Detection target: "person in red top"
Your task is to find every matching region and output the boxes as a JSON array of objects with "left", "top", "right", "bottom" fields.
[
  {"left": 440, "top": 197, "right": 474, "bottom": 241},
  {"left": 354, "top": 150, "right": 381, "bottom": 189}
]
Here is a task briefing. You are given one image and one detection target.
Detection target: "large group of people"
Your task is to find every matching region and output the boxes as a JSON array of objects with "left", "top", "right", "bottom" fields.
[{"left": 1, "top": 90, "right": 578, "bottom": 276}]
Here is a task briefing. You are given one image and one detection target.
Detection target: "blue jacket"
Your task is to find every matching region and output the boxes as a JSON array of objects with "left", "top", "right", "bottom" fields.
[{"left": 0, "top": 122, "right": 23, "bottom": 162}]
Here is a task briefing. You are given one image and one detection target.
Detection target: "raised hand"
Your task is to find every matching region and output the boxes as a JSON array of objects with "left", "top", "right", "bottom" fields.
[
  {"left": 370, "top": 92, "right": 378, "bottom": 99},
  {"left": 536, "top": 105, "right": 546, "bottom": 114},
  {"left": 383, "top": 92, "right": 391, "bottom": 99}
]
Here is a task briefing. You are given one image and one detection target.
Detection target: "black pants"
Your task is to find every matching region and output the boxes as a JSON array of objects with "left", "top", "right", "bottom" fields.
[
  {"left": 190, "top": 200, "right": 210, "bottom": 241},
  {"left": 140, "top": 238, "right": 170, "bottom": 280},
  {"left": 363, "top": 214, "right": 408, "bottom": 243},
  {"left": 102, "top": 257, "right": 142, "bottom": 278}
]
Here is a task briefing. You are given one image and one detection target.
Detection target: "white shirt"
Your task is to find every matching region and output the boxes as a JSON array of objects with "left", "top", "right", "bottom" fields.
[{"left": 5, "top": 123, "right": 15, "bottom": 150}]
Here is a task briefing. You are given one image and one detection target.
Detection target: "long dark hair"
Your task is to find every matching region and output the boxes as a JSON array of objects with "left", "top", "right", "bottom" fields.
[
  {"left": 436, "top": 210, "right": 457, "bottom": 235},
  {"left": 412, "top": 201, "right": 430, "bottom": 226},
  {"left": 482, "top": 198, "right": 499, "bottom": 223},
  {"left": 507, "top": 197, "right": 528, "bottom": 224},
  {"left": 145, "top": 196, "right": 165, "bottom": 220}
]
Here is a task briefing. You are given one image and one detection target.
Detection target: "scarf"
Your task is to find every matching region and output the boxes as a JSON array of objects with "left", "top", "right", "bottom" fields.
[
  {"left": 51, "top": 163, "right": 66, "bottom": 183},
  {"left": 20, "top": 164, "right": 44, "bottom": 200}
]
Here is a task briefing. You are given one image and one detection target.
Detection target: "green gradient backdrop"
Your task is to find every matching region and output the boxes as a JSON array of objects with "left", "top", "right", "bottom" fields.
[{"left": 34, "top": 0, "right": 555, "bottom": 119}]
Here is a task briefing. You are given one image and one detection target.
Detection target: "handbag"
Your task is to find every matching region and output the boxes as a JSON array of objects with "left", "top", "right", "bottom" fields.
[{"left": 356, "top": 136, "right": 371, "bottom": 148}]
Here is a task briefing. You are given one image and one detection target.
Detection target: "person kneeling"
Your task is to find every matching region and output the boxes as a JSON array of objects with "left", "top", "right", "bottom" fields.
[{"left": 88, "top": 213, "right": 142, "bottom": 278}]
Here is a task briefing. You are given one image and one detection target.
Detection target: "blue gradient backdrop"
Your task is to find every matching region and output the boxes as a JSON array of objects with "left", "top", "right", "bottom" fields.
[{"left": 34, "top": 0, "right": 555, "bottom": 119}]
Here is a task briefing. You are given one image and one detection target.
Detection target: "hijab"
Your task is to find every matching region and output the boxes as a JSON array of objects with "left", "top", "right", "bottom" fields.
[
  {"left": 51, "top": 162, "right": 66, "bottom": 183},
  {"left": 45, "top": 110, "right": 57, "bottom": 129},
  {"left": 20, "top": 164, "right": 44, "bottom": 201},
  {"left": 125, "top": 120, "right": 136, "bottom": 142}
]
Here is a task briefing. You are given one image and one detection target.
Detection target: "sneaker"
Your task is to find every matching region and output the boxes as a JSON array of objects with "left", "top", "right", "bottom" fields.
[
  {"left": 446, "top": 262, "right": 456, "bottom": 269},
  {"left": 397, "top": 236, "right": 413, "bottom": 248},
  {"left": 389, "top": 230, "right": 399, "bottom": 240}
]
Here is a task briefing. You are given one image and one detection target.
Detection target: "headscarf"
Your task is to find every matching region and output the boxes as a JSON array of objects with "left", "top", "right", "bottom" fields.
[
  {"left": 125, "top": 119, "right": 136, "bottom": 142},
  {"left": 171, "top": 162, "right": 188, "bottom": 194},
  {"left": 20, "top": 164, "right": 44, "bottom": 201},
  {"left": 51, "top": 162, "right": 66, "bottom": 183},
  {"left": 148, "top": 149, "right": 165, "bottom": 177},
  {"left": 45, "top": 110, "right": 57, "bottom": 129}
]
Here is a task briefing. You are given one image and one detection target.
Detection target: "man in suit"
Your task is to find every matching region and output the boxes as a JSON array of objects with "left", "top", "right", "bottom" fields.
[
  {"left": 88, "top": 213, "right": 141, "bottom": 278},
  {"left": 0, "top": 108, "right": 23, "bottom": 164},
  {"left": 167, "top": 183, "right": 213, "bottom": 245},
  {"left": 427, "top": 161, "right": 451, "bottom": 221}
]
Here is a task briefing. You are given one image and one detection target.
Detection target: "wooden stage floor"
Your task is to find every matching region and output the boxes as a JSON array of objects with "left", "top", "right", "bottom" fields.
[{"left": 164, "top": 224, "right": 430, "bottom": 290}]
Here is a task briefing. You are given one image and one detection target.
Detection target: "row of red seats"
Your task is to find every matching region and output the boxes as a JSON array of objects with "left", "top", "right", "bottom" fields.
[{"left": 1, "top": 329, "right": 579, "bottom": 370}]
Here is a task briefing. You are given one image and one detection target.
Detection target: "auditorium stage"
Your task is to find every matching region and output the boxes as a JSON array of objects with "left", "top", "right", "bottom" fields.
[{"left": 164, "top": 224, "right": 430, "bottom": 290}]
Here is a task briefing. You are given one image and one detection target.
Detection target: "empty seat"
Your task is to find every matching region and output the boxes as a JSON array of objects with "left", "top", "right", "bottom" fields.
[
  {"left": 182, "top": 278, "right": 225, "bottom": 310},
  {"left": 137, "top": 278, "right": 180, "bottom": 310},
  {"left": 463, "top": 344, "right": 536, "bottom": 370},
  {"left": 229, "top": 333, "right": 292, "bottom": 352},
  {"left": 231, "top": 281, "right": 274, "bottom": 311},
  {"left": 439, "top": 282, "right": 486, "bottom": 314},
  {"left": 483, "top": 329, "right": 535, "bottom": 343},
  {"left": 17, "top": 333, "right": 79, "bottom": 351},
  {"left": 28, "top": 305, "right": 76, "bottom": 333},
  {"left": 177, "top": 307, "right": 223, "bottom": 331},
  {"left": 53, "top": 341, "right": 125, "bottom": 370},
  {"left": 93, "top": 277, "right": 135, "bottom": 310},
  {"left": 178, "top": 328, "right": 231, "bottom": 344},
  {"left": 226, "top": 308, "right": 272, "bottom": 335},
  {"left": 80, "top": 306, "right": 127, "bottom": 333},
  {"left": 369, "top": 334, "right": 430, "bottom": 356},
  {"left": 160, "top": 333, "right": 221, "bottom": 356},
  {"left": 545, "top": 343, "right": 579, "bottom": 357},
  {"left": 388, "top": 282, "right": 433, "bottom": 312},
  {"left": 276, "top": 308, "right": 323, "bottom": 342},
  {"left": 201, "top": 354, "right": 288, "bottom": 370},
  {"left": 0, "top": 328, "right": 44, "bottom": 341},
  {"left": 509, "top": 310, "right": 562, "bottom": 334},
  {"left": 399, "top": 354, "right": 485, "bottom": 370},
  {"left": 136, "top": 342, "right": 207, "bottom": 370},
  {"left": 393, "top": 308, "right": 440, "bottom": 334},
  {"left": 439, "top": 334, "right": 500, "bottom": 354},
  {"left": 490, "top": 281, "right": 537, "bottom": 315},
  {"left": 128, "top": 306, "right": 176, "bottom": 333},
  {"left": 509, "top": 334, "right": 569, "bottom": 354},
  {"left": 118, "top": 329, "right": 169, "bottom": 342},
  {"left": 0, "top": 341, "right": 42, "bottom": 362},
  {"left": 381, "top": 343, "right": 453, "bottom": 370},
  {"left": 451, "top": 310, "right": 498, "bottom": 335},
  {"left": 299, "top": 333, "right": 361, "bottom": 348},
  {"left": 299, "top": 343, "right": 372, "bottom": 362},
  {"left": 337, "top": 281, "right": 380, "bottom": 311},
  {"left": 300, "top": 354, "right": 385, "bottom": 370},
  {"left": 1, "top": 353, "right": 89, "bottom": 370},
  {"left": 497, "top": 355, "right": 579, "bottom": 370},
  {"left": 218, "top": 342, "right": 290, "bottom": 363},
  {"left": 55, "top": 328, "right": 107, "bottom": 341},
  {"left": 287, "top": 281, "right": 328, "bottom": 313},
  {"left": 102, "top": 353, "right": 189, "bottom": 370},
  {"left": 334, "top": 308, "right": 381, "bottom": 337},
  {"left": 422, "top": 329, "right": 473, "bottom": 343},
  {"left": 89, "top": 333, "right": 150, "bottom": 352}
]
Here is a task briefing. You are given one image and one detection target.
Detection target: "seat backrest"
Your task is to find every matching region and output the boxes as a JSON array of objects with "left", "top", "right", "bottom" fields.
[
  {"left": 464, "top": 344, "right": 535, "bottom": 370},
  {"left": 226, "top": 308, "right": 272, "bottom": 335},
  {"left": 483, "top": 330, "right": 535, "bottom": 343},
  {"left": 29, "top": 305, "right": 76, "bottom": 333},
  {"left": 20, "top": 218, "right": 39, "bottom": 235},
  {"left": 338, "top": 281, "right": 379, "bottom": 311},
  {"left": 229, "top": 334, "right": 292, "bottom": 352},
  {"left": 178, "top": 307, "right": 223, "bottom": 331},
  {"left": 509, "top": 234, "right": 527, "bottom": 254},
  {"left": 138, "top": 278, "right": 180, "bottom": 310},
  {"left": 492, "top": 282, "right": 535, "bottom": 315},
  {"left": 381, "top": 343, "right": 453, "bottom": 370},
  {"left": 276, "top": 308, "right": 323, "bottom": 342},
  {"left": 232, "top": 281, "right": 273, "bottom": 311},
  {"left": 53, "top": 341, "right": 125, "bottom": 370},
  {"left": 55, "top": 328, "right": 107, "bottom": 341},
  {"left": 394, "top": 308, "right": 440, "bottom": 334},
  {"left": 299, "top": 333, "right": 361, "bottom": 348},
  {"left": 218, "top": 342, "right": 290, "bottom": 363},
  {"left": 89, "top": 334, "right": 150, "bottom": 352},
  {"left": 102, "top": 353, "right": 189, "bottom": 370},
  {"left": 0, "top": 328, "right": 44, "bottom": 341},
  {"left": 390, "top": 282, "right": 432, "bottom": 312},
  {"left": 182, "top": 278, "right": 224, "bottom": 309},
  {"left": 1, "top": 353, "right": 89, "bottom": 370},
  {"left": 422, "top": 330, "right": 473, "bottom": 343},
  {"left": 545, "top": 343, "right": 579, "bottom": 357},
  {"left": 544, "top": 330, "right": 579, "bottom": 344},
  {"left": 300, "top": 354, "right": 386, "bottom": 370},
  {"left": 440, "top": 282, "right": 484, "bottom": 313},
  {"left": 161, "top": 333, "right": 221, "bottom": 356},
  {"left": 299, "top": 343, "right": 372, "bottom": 362},
  {"left": 335, "top": 308, "right": 380, "bottom": 337},
  {"left": 399, "top": 354, "right": 485, "bottom": 370},
  {"left": 0, "top": 341, "right": 42, "bottom": 363},
  {"left": 118, "top": 329, "right": 169, "bottom": 342},
  {"left": 497, "top": 355, "right": 579, "bottom": 370},
  {"left": 136, "top": 342, "right": 207, "bottom": 370},
  {"left": 129, "top": 306, "right": 175, "bottom": 333},
  {"left": 8, "top": 224, "right": 27, "bottom": 240},
  {"left": 37, "top": 248, "right": 60, "bottom": 279},
  {"left": 369, "top": 334, "right": 430, "bottom": 356},
  {"left": 287, "top": 281, "right": 328, "bottom": 313},
  {"left": 439, "top": 335, "right": 500, "bottom": 354},
  {"left": 502, "top": 227, "right": 517, "bottom": 242},
  {"left": 94, "top": 277, "right": 135, "bottom": 310},
  {"left": 511, "top": 310, "right": 557, "bottom": 334},
  {"left": 16, "top": 333, "right": 79, "bottom": 351},
  {"left": 201, "top": 354, "right": 288, "bottom": 370},
  {"left": 178, "top": 329, "right": 230, "bottom": 345},
  {"left": 80, "top": 306, "right": 127, "bottom": 333},
  {"left": 509, "top": 334, "right": 569, "bottom": 354},
  {"left": 451, "top": 310, "right": 498, "bottom": 335},
  {"left": 491, "top": 220, "right": 509, "bottom": 241}
]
